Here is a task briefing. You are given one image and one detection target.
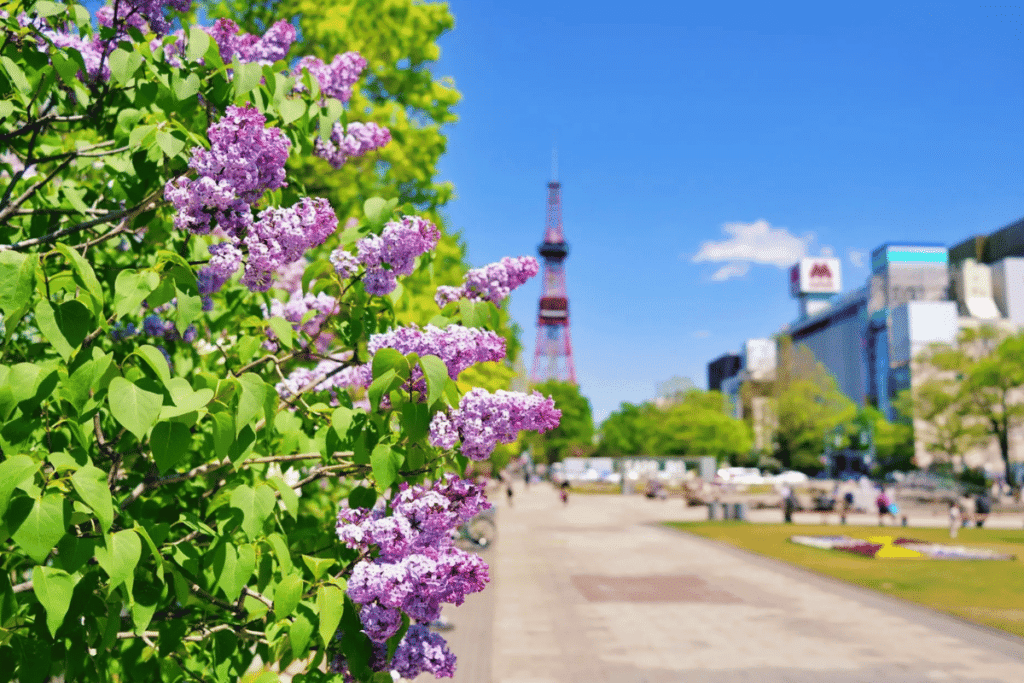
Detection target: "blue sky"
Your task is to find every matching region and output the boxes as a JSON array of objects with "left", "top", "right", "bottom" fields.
[{"left": 431, "top": 0, "right": 1024, "bottom": 424}]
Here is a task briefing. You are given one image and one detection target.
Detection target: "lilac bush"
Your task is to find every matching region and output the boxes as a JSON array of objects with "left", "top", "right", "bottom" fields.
[{"left": 1, "top": 3, "right": 560, "bottom": 682}]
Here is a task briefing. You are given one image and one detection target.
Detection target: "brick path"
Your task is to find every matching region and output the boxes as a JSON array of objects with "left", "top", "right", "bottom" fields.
[{"left": 432, "top": 482, "right": 1024, "bottom": 683}]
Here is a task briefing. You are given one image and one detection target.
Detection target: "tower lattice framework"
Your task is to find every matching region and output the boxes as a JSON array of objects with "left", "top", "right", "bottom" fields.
[{"left": 530, "top": 180, "right": 577, "bottom": 384}]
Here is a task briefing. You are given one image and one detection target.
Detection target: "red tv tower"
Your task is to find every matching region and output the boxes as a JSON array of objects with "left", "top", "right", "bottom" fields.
[{"left": 530, "top": 162, "right": 577, "bottom": 384}]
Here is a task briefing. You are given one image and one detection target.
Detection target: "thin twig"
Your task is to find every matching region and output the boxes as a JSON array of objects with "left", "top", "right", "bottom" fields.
[
  {"left": 0, "top": 155, "right": 75, "bottom": 221},
  {"left": 0, "top": 114, "right": 87, "bottom": 143}
]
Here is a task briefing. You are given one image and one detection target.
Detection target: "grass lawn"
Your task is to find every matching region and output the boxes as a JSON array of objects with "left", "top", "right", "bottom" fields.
[{"left": 667, "top": 521, "right": 1024, "bottom": 638}]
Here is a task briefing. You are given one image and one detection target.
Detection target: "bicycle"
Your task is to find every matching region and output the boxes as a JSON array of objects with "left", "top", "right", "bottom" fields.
[{"left": 456, "top": 508, "right": 496, "bottom": 550}]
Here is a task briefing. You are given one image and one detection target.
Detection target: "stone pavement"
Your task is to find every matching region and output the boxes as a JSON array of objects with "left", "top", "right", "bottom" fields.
[{"left": 431, "top": 482, "right": 1024, "bottom": 683}]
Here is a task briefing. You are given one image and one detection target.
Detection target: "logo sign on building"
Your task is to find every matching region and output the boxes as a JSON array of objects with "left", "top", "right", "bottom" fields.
[{"left": 790, "top": 258, "right": 841, "bottom": 296}]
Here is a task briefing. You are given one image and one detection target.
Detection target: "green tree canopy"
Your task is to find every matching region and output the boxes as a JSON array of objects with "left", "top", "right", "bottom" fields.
[
  {"left": 771, "top": 337, "right": 856, "bottom": 472},
  {"left": 596, "top": 390, "right": 751, "bottom": 463},
  {"left": 523, "top": 380, "right": 594, "bottom": 463}
]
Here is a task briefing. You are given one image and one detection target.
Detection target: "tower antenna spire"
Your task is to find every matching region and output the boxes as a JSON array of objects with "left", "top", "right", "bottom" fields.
[{"left": 551, "top": 147, "right": 558, "bottom": 182}]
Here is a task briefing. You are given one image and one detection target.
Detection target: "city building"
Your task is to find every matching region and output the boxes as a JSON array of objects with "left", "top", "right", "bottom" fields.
[{"left": 707, "top": 217, "right": 1024, "bottom": 475}]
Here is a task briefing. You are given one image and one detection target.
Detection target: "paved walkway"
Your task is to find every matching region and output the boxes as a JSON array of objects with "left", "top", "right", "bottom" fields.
[{"left": 434, "top": 483, "right": 1024, "bottom": 683}]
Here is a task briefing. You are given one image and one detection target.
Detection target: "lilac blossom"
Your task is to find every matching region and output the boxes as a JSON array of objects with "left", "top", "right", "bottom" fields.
[
  {"left": 354, "top": 216, "right": 441, "bottom": 296},
  {"left": 266, "top": 290, "right": 338, "bottom": 346},
  {"left": 391, "top": 625, "right": 457, "bottom": 679},
  {"left": 337, "top": 477, "right": 491, "bottom": 651},
  {"left": 294, "top": 52, "right": 367, "bottom": 102},
  {"left": 314, "top": 121, "right": 391, "bottom": 170},
  {"left": 241, "top": 197, "right": 338, "bottom": 291},
  {"left": 205, "top": 18, "right": 295, "bottom": 65},
  {"left": 196, "top": 241, "right": 243, "bottom": 295},
  {"left": 329, "top": 248, "right": 360, "bottom": 279},
  {"left": 188, "top": 105, "right": 290, "bottom": 206},
  {"left": 428, "top": 389, "right": 562, "bottom": 460},
  {"left": 434, "top": 256, "right": 540, "bottom": 307},
  {"left": 273, "top": 259, "right": 307, "bottom": 293},
  {"left": 367, "top": 324, "right": 506, "bottom": 380},
  {"left": 275, "top": 358, "right": 371, "bottom": 400},
  {"left": 165, "top": 106, "right": 289, "bottom": 237}
]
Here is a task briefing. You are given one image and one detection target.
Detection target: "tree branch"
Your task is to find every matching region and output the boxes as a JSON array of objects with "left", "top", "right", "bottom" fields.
[
  {"left": 0, "top": 114, "right": 87, "bottom": 143},
  {"left": 0, "top": 155, "right": 75, "bottom": 222}
]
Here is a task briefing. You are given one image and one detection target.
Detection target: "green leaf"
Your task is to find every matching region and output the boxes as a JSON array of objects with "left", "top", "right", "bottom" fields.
[
  {"left": 175, "top": 288, "right": 202, "bottom": 336},
  {"left": 128, "top": 124, "right": 157, "bottom": 149},
  {"left": 186, "top": 26, "right": 210, "bottom": 62},
  {"left": 236, "top": 373, "right": 267, "bottom": 436},
  {"left": 267, "top": 317, "right": 293, "bottom": 349},
  {"left": 419, "top": 354, "right": 449, "bottom": 406},
  {"left": 172, "top": 72, "right": 201, "bottom": 100},
  {"left": 150, "top": 421, "right": 191, "bottom": 474},
  {"left": 9, "top": 493, "right": 69, "bottom": 563},
  {"left": 370, "top": 444, "right": 401, "bottom": 492},
  {"left": 134, "top": 345, "right": 172, "bottom": 385},
  {"left": 0, "top": 56, "right": 31, "bottom": 94},
  {"left": 300, "top": 555, "right": 336, "bottom": 582},
  {"left": 108, "top": 48, "right": 143, "bottom": 85},
  {"left": 371, "top": 348, "right": 409, "bottom": 380},
  {"left": 367, "top": 369, "right": 400, "bottom": 412},
  {"left": 274, "top": 572, "right": 302, "bottom": 618},
  {"left": 32, "top": 1, "right": 66, "bottom": 17},
  {"left": 55, "top": 244, "right": 104, "bottom": 308},
  {"left": 278, "top": 98, "right": 305, "bottom": 125},
  {"left": 34, "top": 300, "right": 90, "bottom": 361},
  {"left": 0, "top": 251, "right": 37, "bottom": 333},
  {"left": 230, "top": 484, "right": 276, "bottom": 540},
  {"left": 212, "top": 412, "right": 234, "bottom": 460},
  {"left": 160, "top": 380, "right": 214, "bottom": 419},
  {"left": 0, "top": 455, "right": 38, "bottom": 517},
  {"left": 33, "top": 566, "right": 77, "bottom": 637},
  {"left": 155, "top": 130, "right": 186, "bottom": 158},
  {"left": 316, "top": 583, "right": 345, "bottom": 646},
  {"left": 114, "top": 270, "right": 160, "bottom": 318},
  {"left": 347, "top": 486, "right": 377, "bottom": 510},
  {"left": 266, "top": 476, "right": 298, "bottom": 519},
  {"left": 233, "top": 60, "right": 262, "bottom": 99},
  {"left": 400, "top": 402, "right": 430, "bottom": 443},
  {"left": 290, "top": 606, "right": 315, "bottom": 657},
  {"left": 108, "top": 377, "right": 163, "bottom": 440},
  {"left": 70, "top": 465, "right": 114, "bottom": 532},
  {"left": 95, "top": 529, "right": 142, "bottom": 595}
]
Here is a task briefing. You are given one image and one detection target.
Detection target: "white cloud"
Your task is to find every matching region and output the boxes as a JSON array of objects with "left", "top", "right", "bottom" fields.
[
  {"left": 692, "top": 220, "right": 814, "bottom": 282},
  {"left": 820, "top": 245, "right": 835, "bottom": 257},
  {"left": 710, "top": 262, "right": 750, "bottom": 281},
  {"left": 692, "top": 330, "right": 711, "bottom": 339},
  {"left": 848, "top": 249, "right": 866, "bottom": 268}
]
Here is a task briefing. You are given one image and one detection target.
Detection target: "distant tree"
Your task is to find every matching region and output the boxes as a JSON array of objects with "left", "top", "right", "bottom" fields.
[
  {"left": 595, "top": 402, "right": 654, "bottom": 456},
  {"left": 524, "top": 381, "right": 595, "bottom": 463},
  {"left": 596, "top": 390, "right": 751, "bottom": 463},
  {"left": 771, "top": 337, "right": 856, "bottom": 472},
  {"left": 915, "top": 326, "right": 1024, "bottom": 476}
]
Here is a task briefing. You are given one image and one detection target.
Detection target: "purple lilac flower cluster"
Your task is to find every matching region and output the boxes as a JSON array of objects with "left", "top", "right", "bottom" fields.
[
  {"left": 329, "top": 626, "right": 455, "bottom": 681},
  {"left": 294, "top": 53, "right": 367, "bottom": 102},
  {"left": 368, "top": 324, "right": 507, "bottom": 381},
  {"left": 97, "top": 0, "right": 190, "bottom": 36},
  {"left": 355, "top": 216, "right": 441, "bottom": 296},
  {"left": 167, "top": 107, "right": 340, "bottom": 293},
  {"left": 334, "top": 476, "right": 489, "bottom": 675},
  {"left": 266, "top": 290, "right": 338, "bottom": 350},
  {"left": 206, "top": 18, "right": 296, "bottom": 65},
  {"left": 241, "top": 197, "right": 339, "bottom": 291},
  {"left": 434, "top": 256, "right": 540, "bottom": 307},
  {"left": 22, "top": 2, "right": 190, "bottom": 82},
  {"left": 274, "top": 359, "right": 372, "bottom": 400},
  {"left": 165, "top": 105, "right": 290, "bottom": 236},
  {"left": 313, "top": 121, "right": 391, "bottom": 170},
  {"left": 329, "top": 248, "right": 360, "bottom": 279},
  {"left": 428, "top": 389, "right": 562, "bottom": 460}
]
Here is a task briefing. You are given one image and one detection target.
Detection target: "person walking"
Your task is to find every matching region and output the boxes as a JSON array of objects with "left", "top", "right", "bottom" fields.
[
  {"left": 948, "top": 499, "right": 962, "bottom": 538},
  {"left": 876, "top": 488, "right": 895, "bottom": 526},
  {"left": 559, "top": 479, "right": 570, "bottom": 505}
]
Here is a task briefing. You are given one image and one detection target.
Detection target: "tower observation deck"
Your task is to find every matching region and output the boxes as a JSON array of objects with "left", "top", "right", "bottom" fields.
[{"left": 530, "top": 180, "right": 577, "bottom": 384}]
